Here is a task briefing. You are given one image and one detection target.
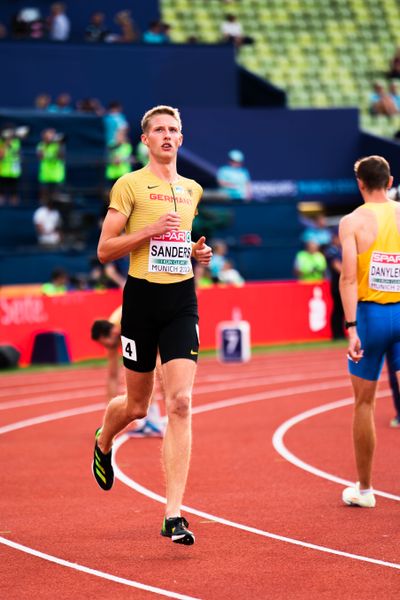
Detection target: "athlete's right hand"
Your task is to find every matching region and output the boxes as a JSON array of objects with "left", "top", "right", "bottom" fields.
[
  {"left": 151, "top": 212, "right": 181, "bottom": 236},
  {"left": 347, "top": 329, "right": 363, "bottom": 363}
]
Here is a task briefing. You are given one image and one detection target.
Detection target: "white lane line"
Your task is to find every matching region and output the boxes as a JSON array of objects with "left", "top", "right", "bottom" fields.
[
  {"left": 2, "top": 376, "right": 399, "bottom": 591},
  {"left": 0, "top": 388, "right": 105, "bottom": 411},
  {"left": 0, "top": 404, "right": 201, "bottom": 600},
  {"left": 113, "top": 434, "right": 400, "bottom": 572},
  {"left": 0, "top": 403, "right": 106, "bottom": 435},
  {"left": 271, "top": 391, "right": 400, "bottom": 502},
  {"left": 0, "top": 537, "right": 201, "bottom": 600},
  {"left": 0, "top": 379, "right": 106, "bottom": 399},
  {"left": 0, "top": 370, "right": 351, "bottom": 412}
]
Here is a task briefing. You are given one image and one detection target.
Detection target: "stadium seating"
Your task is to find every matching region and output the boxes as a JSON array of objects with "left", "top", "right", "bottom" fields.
[{"left": 161, "top": 0, "right": 400, "bottom": 138}]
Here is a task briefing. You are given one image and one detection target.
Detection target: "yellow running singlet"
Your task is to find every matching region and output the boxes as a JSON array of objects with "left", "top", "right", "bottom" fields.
[
  {"left": 109, "top": 166, "right": 203, "bottom": 284},
  {"left": 358, "top": 200, "right": 400, "bottom": 303}
]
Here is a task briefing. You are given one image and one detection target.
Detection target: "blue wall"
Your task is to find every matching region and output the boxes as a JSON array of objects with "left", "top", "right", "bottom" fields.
[
  {"left": 181, "top": 107, "right": 360, "bottom": 179},
  {"left": 0, "top": 43, "right": 237, "bottom": 123}
]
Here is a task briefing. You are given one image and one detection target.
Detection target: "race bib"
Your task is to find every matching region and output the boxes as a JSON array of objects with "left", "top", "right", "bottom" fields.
[
  {"left": 369, "top": 251, "right": 400, "bottom": 292},
  {"left": 148, "top": 230, "right": 192, "bottom": 275}
]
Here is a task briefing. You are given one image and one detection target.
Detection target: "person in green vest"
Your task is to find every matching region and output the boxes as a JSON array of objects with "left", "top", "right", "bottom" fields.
[
  {"left": 105, "top": 128, "right": 133, "bottom": 185},
  {"left": 36, "top": 128, "right": 66, "bottom": 203},
  {"left": 135, "top": 139, "right": 149, "bottom": 166},
  {"left": 294, "top": 240, "right": 327, "bottom": 282},
  {"left": 0, "top": 128, "right": 23, "bottom": 205}
]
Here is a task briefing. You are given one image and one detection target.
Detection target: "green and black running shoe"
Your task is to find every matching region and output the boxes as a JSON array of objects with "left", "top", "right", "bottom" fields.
[
  {"left": 92, "top": 428, "right": 114, "bottom": 491},
  {"left": 161, "top": 516, "right": 195, "bottom": 545}
]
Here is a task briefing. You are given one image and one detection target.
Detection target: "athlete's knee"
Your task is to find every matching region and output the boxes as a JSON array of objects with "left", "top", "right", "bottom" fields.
[
  {"left": 125, "top": 395, "right": 149, "bottom": 421},
  {"left": 167, "top": 391, "right": 191, "bottom": 419},
  {"left": 125, "top": 405, "right": 147, "bottom": 421}
]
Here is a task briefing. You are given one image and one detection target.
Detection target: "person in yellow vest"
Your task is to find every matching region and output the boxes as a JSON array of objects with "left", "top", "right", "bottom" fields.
[
  {"left": 0, "top": 127, "right": 23, "bottom": 205},
  {"left": 339, "top": 155, "right": 400, "bottom": 508},
  {"left": 92, "top": 105, "right": 212, "bottom": 546},
  {"left": 91, "top": 306, "right": 165, "bottom": 436},
  {"left": 105, "top": 128, "right": 133, "bottom": 185},
  {"left": 36, "top": 128, "right": 66, "bottom": 204}
]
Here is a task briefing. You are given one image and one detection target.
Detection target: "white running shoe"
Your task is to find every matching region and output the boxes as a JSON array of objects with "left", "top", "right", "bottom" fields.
[{"left": 342, "top": 482, "right": 376, "bottom": 508}]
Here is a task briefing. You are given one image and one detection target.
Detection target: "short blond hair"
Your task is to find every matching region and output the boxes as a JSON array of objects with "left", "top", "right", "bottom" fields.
[{"left": 141, "top": 105, "right": 182, "bottom": 133}]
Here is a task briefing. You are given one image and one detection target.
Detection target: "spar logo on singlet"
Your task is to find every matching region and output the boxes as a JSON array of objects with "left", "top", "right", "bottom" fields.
[
  {"left": 152, "top": 231, "right": 191, "bottom": 243},
  {"left": 369, "top": 251, "right": 400, "bottom": 292}
]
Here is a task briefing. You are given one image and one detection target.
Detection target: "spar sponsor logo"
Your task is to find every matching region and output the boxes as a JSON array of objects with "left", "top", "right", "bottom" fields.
[
  {"left": 371, "top": 252, "right": 400, "bottom": 264},
  {"left": 152, "top": 231, "right": 191, "bottom": 243}
]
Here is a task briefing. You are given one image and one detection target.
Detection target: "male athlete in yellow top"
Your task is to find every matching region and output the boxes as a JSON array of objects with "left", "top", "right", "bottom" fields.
[
  {"left": 92, "top": 105, "right": 212, "bottom": 545},
  {"left": 91, "top": 306, "right": 164, "bottom": 436},
  {"left": 339, "top": 155, "right": 400, "bottom": 508}
]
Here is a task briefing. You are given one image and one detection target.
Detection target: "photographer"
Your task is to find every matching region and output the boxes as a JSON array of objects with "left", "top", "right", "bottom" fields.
[
  {"left": 0, "top": 126, "right": 28, "bottom": 205},
  {"left": 36, "top": 128, "right": 66, "bottom": 204}
]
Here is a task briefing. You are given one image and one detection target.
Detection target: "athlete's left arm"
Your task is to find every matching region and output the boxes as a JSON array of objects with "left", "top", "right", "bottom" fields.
[{"left": 339, "top": 215, "right": 363, "bottom": 362}]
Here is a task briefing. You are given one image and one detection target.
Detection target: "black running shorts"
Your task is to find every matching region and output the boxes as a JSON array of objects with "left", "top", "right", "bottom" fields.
[{"left": 120, "top": 276, "right": 199, "bottom": 372}]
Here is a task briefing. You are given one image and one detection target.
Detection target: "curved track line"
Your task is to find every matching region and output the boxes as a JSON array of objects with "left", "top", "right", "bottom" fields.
[
  {"left": 0, "top": 404, "right": 200, "bottom": 600},
  {"left": 272, "top": 390, "right": 400, "bottom": 502},
  {"left": 113, "top": 434, "right": 400, "bottom": 571},
  {"left": 2, "top": 376, "right": 399, "bottom": 594},
  {"left": 0, "top": 537, "right": 200, "bottom": 600}
]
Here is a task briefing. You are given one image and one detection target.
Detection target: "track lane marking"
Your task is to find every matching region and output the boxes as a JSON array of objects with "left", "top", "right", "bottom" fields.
[
  {"left": 1, "top": 376, "right": 399, "bottom": 597},
  {"left": 0, "top": 537, "right": 201, "bottom": 600},
  {"left": 271, "top": 391, "right": 400, "bottom": 501},
  {"left": 113, "top": 432, "right": 400, "bottom": 571}
]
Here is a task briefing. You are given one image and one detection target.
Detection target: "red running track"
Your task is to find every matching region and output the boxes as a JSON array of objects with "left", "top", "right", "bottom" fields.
[{"left": 1, "top": 347, "right": 400, "bottom": 600}]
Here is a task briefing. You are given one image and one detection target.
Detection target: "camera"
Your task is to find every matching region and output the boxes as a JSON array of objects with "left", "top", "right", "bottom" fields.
[
  {"left": 0, "top": 125, "right": 30, "bottom": 140},
  {"left": 53, "top": 132, "right": 65, "bottom": 142}
]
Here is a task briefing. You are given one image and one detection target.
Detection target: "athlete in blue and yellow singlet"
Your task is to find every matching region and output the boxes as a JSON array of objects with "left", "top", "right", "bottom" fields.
[{"left": 339, "top": 155, "right": 400, "bottom": 507}]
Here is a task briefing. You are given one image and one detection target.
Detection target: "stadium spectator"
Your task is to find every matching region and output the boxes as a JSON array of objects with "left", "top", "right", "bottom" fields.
[
  {"left": 34, "top": 93, "right": 52, "bottom": 111},
  {"left": 294, "top": 240, "right": 327, "bottom": 282},
  {"left": 209, "top": 240, "right": 228, "bottom": 282},
  {"left": 324, "top": 229, "right": 345, "bottom": 339},
  {"left": 301, "top": 214, "right": 332, "bottom": 249},
  {"left": 76, "top": 97, "right": 104, "bottom": 116},
  {"left": 389, "top": 81, "right": 400, "bottom": 111},
  {"left": 36, "top": 128, "right": 66, "bottom": 204},
  {"left": 47, "top": 3, "right": 70, "bottom": 41},
  {"left": 218, "top": 259, "right": 244, "bottom": 286},
  {"left": 84, "top": 12, "right": 109, "bottom": 43},
  {"left": 11, "top": 7, "right": 45, "bottom": 40},
  {"left": 48, "top": 93, "right": 73, "bottom": 114},
  {"left": 369, "top": 82, "right": 398, "bottom": 116},
  {"left": 112, "top": 10, "right": 139, "bottom": 43},
  {"left": 135, "top": 140, "right": 149, "bottom": 167},
  {"left": 0, "top": 125, "right": 28, "bottom": 206},
  {"left": 103, "top": 101, "right": 129, "bottom": 146},
  {"left": 41, "top": 268, "right": 69, "bottom": 295},
  {"left": 220, "top": 14, "right": 252, "bottom": 48},
  {"left": 105, "top": 129, "right": 133, "bottom": 186},
  {"left": 217, "top": 149, "right": 252, "bottom": 200},
  {"left": 142, "top": 20, "right": 169, "bottom": 44},
  {"left": 33, "top": 198, "right": 63, "bottom": 247},
  {"left": 194, "top": 264, "right": 213, "bottom": 288},
  {"left": 0, "top": 22, "right": 7, "bottom": 38},
  {"left": 0, "top": 129, "right": 19, "bottom": 206},
  {"left": 387, "top": 47, "right": 400, "bottom": 79}
]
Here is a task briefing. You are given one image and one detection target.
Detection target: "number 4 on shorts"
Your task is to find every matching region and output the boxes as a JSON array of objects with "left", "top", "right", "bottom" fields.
[{"left": 121, "top": 335, "right": 137, "bottom": 361}]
